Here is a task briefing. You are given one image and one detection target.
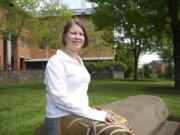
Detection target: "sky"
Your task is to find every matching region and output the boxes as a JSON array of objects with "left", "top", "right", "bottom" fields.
[
  {"left": 139, "top": 53, "right": 160, "bottom": 67},
  {"left": 60, "top": 0, "right": 93, "bottom": 9}
]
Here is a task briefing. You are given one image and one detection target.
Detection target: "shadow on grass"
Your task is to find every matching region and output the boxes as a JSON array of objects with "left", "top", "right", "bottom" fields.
[
  {"left": 168, "top": 115, "right": 180, "bottom": 122},
  {"left": 111, "top": 79, "right": 158, "bottom": 82},
  {"left": 146, "top": 86, "right": 180, "bottom": 95}
]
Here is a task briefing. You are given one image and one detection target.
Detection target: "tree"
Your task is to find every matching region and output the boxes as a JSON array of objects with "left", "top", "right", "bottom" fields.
[
  {"left": 166, "top": 0, "right": 180, "bottom": 90},
  {"left": 115, "top": 45, "right": 134, "bottom": 78},
  {"left": 84, "top": 21, "right": 115, "bottom": 62},
  {"left": 158, "top": 36, "right": 173, "bottom": 63},
  {"left": 136, "top": 0, "right": 179, "bottom": 88},
  {"left": 143, "top": 64, "right": 153, "bottom": 79},
  {"left": 89, "top": 0, "right": 180, "bottom": 90},
  {"left": 0, "top": 0, "right": 73, "bottom": 69},
  {"left": 164, "top": 63, "right": 174, "bottom": 79},
  {"left": 31, "top": 0, "right": 73, "bottom": 50},
  {"left": 0, "top": 0, "right": 39, "bottom": 69},
  {"left": 88, "top": 0, "right": 159, "bottom": 80}
]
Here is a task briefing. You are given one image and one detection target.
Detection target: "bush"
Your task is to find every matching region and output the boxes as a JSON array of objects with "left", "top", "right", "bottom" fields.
[
  {"left": 150, "top": 73, "right": 159, "bottom": 81},
  {"left": 163, "top": 63, "right": 174, "bottom": 79},
  {"left": 143, "top": 64, "right": 153, "bottom": 78},
  {"left": 84, "top": 61, "right": 126, "bottom": 72},
  {"left": 110, "top": 61, "right": 127, "bottom": 71}
]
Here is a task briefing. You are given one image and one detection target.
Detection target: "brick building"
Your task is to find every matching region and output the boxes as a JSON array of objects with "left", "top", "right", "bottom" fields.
[
  {"left": 0, "top": 7, "right": 5, "bottom": 70},
  {"left": 149, "top": 60, "right": 165, "bottom": 73},
  {"left": 0, "top": 7, "right": 114, "bottom": 70},
  {"left": 0, "top": 4, "right": 61, "bottom": 70}
]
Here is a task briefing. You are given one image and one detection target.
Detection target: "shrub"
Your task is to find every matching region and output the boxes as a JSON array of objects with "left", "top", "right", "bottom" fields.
[
  {"left": 84, "top": 61, "right": 126, "bottom": 72},
  {"left": 150, "top": 73, "right": 159, "bottom": 81}
]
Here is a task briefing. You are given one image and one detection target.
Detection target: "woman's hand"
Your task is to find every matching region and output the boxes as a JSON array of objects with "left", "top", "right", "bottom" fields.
[
  {"left": 92, "top": 107, "right": 116, "bottom": 125},
  {"left": 104, "top": 111, "right": 116, "bottom": 125},
  {"left": 105, "top": 110, "right": 116, "bottom": 117}
]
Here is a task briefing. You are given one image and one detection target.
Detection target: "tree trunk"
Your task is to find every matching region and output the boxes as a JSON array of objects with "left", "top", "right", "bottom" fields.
[
  {"left": 134, "top": 55, "right": 139, "bottom": 81},
  {"left": 11, "top": 35, "right": 19, "bottom": 70},
  {"left": 173, "top": 27, "right": 180, "bottom": 91},
  {"left": 167, "top": 0, "right": 180, "bottom": 90}
]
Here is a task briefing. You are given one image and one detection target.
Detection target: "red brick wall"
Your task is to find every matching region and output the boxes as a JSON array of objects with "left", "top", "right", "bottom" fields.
[
  {"left": 30, "top": 48, "right": 55, "bottom": 59},
  {"left": 19, "top": 47, "right": 31, "bottom": 58},
  {"left": 149, "top": 61, "right": 165, "bottom": 73},
  {"left": 0, "top": 8, "right": 4, "bottom": 70},
  {"left": 14, "top": 36, "right": 31, "bottom": 70},
  {"left": 18, "top": 31, "right": 31, "bottom": 58},
  {"left": 0, "top": 35, "right": 3, "bottom": 70}
]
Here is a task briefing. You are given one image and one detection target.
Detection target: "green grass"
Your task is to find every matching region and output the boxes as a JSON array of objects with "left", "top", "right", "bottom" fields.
[{"left": 0, "top": 80, "right": 180, "bottom": 135}]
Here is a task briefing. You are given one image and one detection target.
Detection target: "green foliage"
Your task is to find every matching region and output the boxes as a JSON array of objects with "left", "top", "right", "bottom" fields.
[
  {"left": 89, "top": 0, "right": 163, "bottom": 80},
  {"left": 84, "top": 20, "right": 114, "bottom": 57},
  {"left": 149, "top": 73, "right": 159, "bottom": 81},
  {"left": 84, "top": 61, "right": 126, "bottom": 72},
  {"left": 15, "top": 0, "right": 40, "bottom": 15},
  {"left": 115, "top": 45, "right": 134, "bottom": 78},
  {"left": 125, "top": 65, "right": 134, "bottom": 78},
  {"left": 157, "top": 35, "right": 174, "bottom": 63},
  {"left": 88, "top": 0, "right": 179, "bottom": 85},
  {"left": 0, "top": 0, "right": 73, "bottom": 49},
  {"left": 155, "top": 69, "right": 163, "bottom": 79},
  {"left": 164, "top": 63, "right": 174, "bottom": 79},
  {"left": 140, "top": 64, "right": 164, "bottom": 80},
  {"left": 0, "top": 0, "right": 39, "bottom": 38},
  {"left": 30, "top": 1, "right": 73, "bottom": 49},
  {"left": 143, "top": 64, "right": 153, "bottom": 78},
  {"left": 111, "top": 61, "right": 127, "bottom": 71}
]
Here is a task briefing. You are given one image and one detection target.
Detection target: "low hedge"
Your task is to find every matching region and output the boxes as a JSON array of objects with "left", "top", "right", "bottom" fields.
[{"left": 84, "top": 61, "right": 127, "bottom": 72}]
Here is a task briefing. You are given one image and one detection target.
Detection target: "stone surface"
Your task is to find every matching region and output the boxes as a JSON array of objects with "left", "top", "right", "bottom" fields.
[
  {"left": 155, "top": 121, "right": 180, "bottom": 135},
  {"left": 0, "top": 70, "right": 44, "bottom": 83},
  {"left": 113, "top": 71, "right": 124, "bottom": 79},
  {"left": 101, "top": 95, "right": 169, "bottom": 135},
  {"left": 0, "top": 70, "right": 120, "bottom": 83}
]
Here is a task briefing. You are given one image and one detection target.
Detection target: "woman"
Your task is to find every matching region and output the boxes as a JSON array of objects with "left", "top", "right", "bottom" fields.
[{"left": 44, "top": 19, "right": 115, "bottom": 135}]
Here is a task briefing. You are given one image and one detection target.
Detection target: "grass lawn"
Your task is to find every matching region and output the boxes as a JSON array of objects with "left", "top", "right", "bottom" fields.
[{"left": 0, "top": 80, "right": 179, "bottom": 135}]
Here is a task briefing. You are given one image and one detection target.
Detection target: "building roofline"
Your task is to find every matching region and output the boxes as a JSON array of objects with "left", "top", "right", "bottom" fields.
[
  {"left": 25, "top": 58, "right": 48, "bottom": 62},
  {"left": 72, "top": 8, "right": 95, "bottom": 16},
  {"left": 25, "top": 56, "right": 114, "bottom": 62},
  {"left": 82, "top": 56, "right": 114, "bottom": 60}
]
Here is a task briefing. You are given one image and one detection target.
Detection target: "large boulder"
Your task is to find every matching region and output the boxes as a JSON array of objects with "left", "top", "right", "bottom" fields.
[{"left": 101, "top": 95, "right": 172, "bottom": 135}]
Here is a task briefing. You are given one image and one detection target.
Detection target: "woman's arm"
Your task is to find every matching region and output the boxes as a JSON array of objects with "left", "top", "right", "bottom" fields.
[{"left": 44, "top": 59, "right": 107, "bottom": 122}]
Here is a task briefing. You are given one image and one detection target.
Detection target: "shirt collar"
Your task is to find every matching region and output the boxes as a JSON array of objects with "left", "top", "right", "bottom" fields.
[{"left": 56, "top": 49, "right": 83, "bottom": 65}]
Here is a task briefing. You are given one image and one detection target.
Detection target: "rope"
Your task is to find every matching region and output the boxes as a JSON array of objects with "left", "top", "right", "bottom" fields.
[
  {"left": 68, "top": 117, "right": 85, "bottom": 128},
  {"left": 97, "top": 124, "right": 128, "bottom": 135},
  {"left": 68, "top": 117, "right": 133, "bottom": 135},
  {"left": 109, "top": 129, "right": 132, "bottom": 135}
]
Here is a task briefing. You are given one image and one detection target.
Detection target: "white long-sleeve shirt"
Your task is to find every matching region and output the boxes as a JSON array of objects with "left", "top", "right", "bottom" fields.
[{"left": 44, "top": 50, "right": 107, "bottom": 122}]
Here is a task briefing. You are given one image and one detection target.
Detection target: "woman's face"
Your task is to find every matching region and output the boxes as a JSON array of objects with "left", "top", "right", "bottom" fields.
[{"left": 64, "top": 24, "right": 85, "bottom": 52}]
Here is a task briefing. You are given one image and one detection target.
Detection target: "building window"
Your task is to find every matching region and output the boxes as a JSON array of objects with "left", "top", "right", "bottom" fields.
[
  {"left": 38, "top": 43, "right": 45, "bottom": 49},
  {"left": 20, "top": 36, "right": 25, "bottom": 48}
]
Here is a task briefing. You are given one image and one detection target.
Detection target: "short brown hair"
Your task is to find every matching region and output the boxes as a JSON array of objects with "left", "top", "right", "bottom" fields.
[{"left": 62, "top": 19, "right": 88, "bottom": 48}]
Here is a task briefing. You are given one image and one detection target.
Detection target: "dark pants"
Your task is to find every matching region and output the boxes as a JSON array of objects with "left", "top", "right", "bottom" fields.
[{"left": 44, "top": 117, "right": 61, "bottom": 135}]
